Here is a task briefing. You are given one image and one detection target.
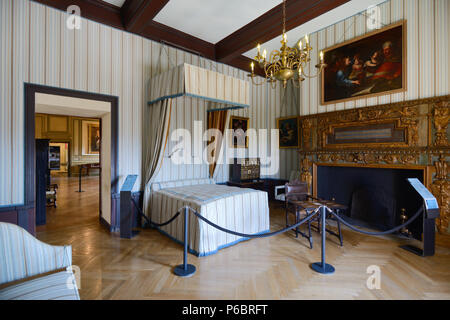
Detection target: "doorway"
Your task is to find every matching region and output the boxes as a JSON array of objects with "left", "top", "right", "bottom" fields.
[
  {"left": 35, "top": 114, "right": 102, "bottom": 229},
  {"left": 24, "top": 84, "right": 118, "bottom": 231}
]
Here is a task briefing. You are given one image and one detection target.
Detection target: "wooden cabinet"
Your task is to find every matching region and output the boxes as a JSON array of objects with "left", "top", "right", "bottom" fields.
[
  {"left": 36, "top": 139, "right": 50, "bottom": 226},
  {"left": 229, "top": 158, "right": 260, "bottom": 182}
]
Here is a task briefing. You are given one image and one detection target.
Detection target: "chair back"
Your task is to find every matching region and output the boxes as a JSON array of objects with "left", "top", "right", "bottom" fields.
[{"left": 285, "top": 181, "right": 309, "bottom": 202}]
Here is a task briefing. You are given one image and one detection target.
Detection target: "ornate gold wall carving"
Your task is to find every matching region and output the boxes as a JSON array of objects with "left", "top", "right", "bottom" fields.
[
  {"left": 316, "top": 149, "right": 420, "bottom": 165},
  {"left": 317, "top": 105, "right": 420, "bottom": 149},
  {"left": 431, "top": 154, "right": 449, "bottom": 233},
  {"left": 300, "top": 156, "right": 312, "bottom": 193},
  {"left": 301, "top": 119, "right": 313, "bottom": 150},
  {"left": 297, "top": 95, "right": 450, "bottom": 233},
  {"left": 433, "top": 102, "right": 449, "bottom": 147}
]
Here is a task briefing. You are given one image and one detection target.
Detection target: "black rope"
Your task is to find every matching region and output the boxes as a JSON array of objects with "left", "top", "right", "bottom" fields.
[
  {"left": 132, "top": 196, "right": 423, "bottom": 239},
  {"left": 326, "top": 206, "right": 423, "bottom": 236},
  {"left": 131, "top": 197, "right": 181, "bottom": 227},
  {"left": 188, "top": 207, "right": 321, "bottom": 238}
]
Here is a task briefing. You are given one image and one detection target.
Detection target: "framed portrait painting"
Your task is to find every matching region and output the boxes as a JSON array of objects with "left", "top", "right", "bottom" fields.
[
  {"left": 321, "top": 20, "right": 406, "bottom": 105},
  {"left": 277, "top": 116, "right": 300, "bottom": 148},
  {"left": 87, "top": 124, "right": 101, "bottom": 154},
  {"left": 230, "top": 116, "right": 249, "bottom": 148}
]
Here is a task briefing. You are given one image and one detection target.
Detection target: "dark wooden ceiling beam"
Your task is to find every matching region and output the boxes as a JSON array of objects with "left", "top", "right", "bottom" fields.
[
  {"left": 141, "top": 21, "right": 216, "bottom": 60},
  {"left": 121, "top": 0, "right": 169, "bottom": 33},
  {"left": 228, "top": 55, "right": 265, "bottom": 77},
  {"left": 215, "top": 0, "right": 351, "bottom": 63}
]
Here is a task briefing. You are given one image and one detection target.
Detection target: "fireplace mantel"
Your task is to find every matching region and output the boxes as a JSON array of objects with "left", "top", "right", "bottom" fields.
[{"left": 297, "top": 95, "right": 449, "bottom": 233}]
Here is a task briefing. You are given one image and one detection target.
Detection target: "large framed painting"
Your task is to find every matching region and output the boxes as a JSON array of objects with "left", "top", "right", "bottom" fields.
[
  {"left": 277, "top": 116, "right": 300, "bottom": 148},
  {"left": 230, "top": 116, "right": 249, "bottom": 148},
  {"left": 87, "top": 124, "right": 101, "bottom": 154},
  {"left": 321, "top": 20, "right": 406, "bottom": 105}
]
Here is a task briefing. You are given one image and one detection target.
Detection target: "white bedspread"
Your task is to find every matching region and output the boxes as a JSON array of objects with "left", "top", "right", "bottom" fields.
[{"left": 150, "top": 183, "right": 270, "bottom": 256}]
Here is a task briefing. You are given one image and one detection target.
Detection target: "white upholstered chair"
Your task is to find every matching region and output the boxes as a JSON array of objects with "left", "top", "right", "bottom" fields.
[
  {"left": 0, "top": 222, "right": 80, "bottom": 300},
  {"left": 274, "top": 170, "right": 302, "bottom": 202}
]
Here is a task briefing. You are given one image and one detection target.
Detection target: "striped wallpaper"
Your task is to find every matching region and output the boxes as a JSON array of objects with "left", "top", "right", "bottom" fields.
[
  {"left": 0, "top": 0, "right": 282, "bottom": 206},
  {"left": 280, "top": 0, "right": 450, "bottom": 179}
]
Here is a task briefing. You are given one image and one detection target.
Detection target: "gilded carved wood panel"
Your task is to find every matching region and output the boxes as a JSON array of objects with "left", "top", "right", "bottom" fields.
[{"left": 297, "top": 95, "right": 449, "bottom": 233}]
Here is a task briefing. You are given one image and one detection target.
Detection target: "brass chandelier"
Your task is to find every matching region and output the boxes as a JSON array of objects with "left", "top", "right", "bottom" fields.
[{"left": 248, "top": 0, "right": 326, "bottom": 88}]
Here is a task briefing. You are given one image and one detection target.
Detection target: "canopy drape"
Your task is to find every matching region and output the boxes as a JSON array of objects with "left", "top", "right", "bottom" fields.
[
  {"left": 148, "top": 63, "right": 250, "bottom": 109},
  {"left": 143, "top": 99, "right": 172, "bottom": 214},
  {"left": 143, "top": 63, "right": 250, "bottom": 214}
]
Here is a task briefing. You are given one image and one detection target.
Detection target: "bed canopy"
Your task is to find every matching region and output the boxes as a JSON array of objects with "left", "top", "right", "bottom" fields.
[
  {"left": 143, "top": 63, "right": 250, "bottom": 213},
  {"left": 147, "top": 63, "right": 250, "bottom": 109}
]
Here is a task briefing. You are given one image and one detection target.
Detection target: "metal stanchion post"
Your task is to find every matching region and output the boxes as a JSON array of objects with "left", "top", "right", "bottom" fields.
[
  {"left": 174, "top": 207, "right": 196, "bottom": 277},
  {"left": 76, "top": 166, "right": 84, "bottom": 193},
  {"left": 311, "top": 206, "right": 335, "bottom": 274}
]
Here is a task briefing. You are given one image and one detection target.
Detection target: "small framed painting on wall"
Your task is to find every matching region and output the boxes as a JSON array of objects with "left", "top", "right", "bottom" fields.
[
  {"left": 230, "top": 116, "right": 249, "bottom": 148},
  {"left": 87, "top": 124, "right": 100, "bottom": 154},
  {"left": 277, "top": 116, "right": 300, "bottom": 148}
]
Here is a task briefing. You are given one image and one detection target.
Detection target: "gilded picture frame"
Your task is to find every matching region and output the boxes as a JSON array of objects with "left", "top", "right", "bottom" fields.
[
  {"left": 321, "top": 20, "right": 407, "bottom": 105},
  {"left": 230, "top": 116, "right": 249, "bottom": 148},
  {"left": 87, "top": 124, "right": 100, "bottom": 155},
  {"left": 277, "top": 116, "right": 300, "bottom": 149}
]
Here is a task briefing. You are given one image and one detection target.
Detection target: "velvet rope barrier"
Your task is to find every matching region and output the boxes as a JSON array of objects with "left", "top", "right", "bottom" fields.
[
  {"left": 325, "top": 206, "right": 423, "bottom": 236},
  {"left": 188, "top": 206, "right": 321, "bottom": 239},
  {"left": 131, "top": 197, "right": 181, "bottom": 227},
  {"left": 131, "top": 197, "right": 425, "bottom": 277}
]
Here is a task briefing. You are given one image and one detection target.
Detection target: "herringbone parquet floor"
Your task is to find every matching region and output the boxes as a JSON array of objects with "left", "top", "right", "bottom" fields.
[{"left": 36, "top": 177, "right": 450, "bottom": 300}]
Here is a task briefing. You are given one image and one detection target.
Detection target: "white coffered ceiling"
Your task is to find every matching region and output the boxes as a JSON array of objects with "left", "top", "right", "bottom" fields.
[{"left": 154, "top": 0, "right": 280, "bottom": 44}]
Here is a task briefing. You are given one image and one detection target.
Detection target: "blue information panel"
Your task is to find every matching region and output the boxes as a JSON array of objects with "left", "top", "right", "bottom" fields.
[
  {"left": 407, "top": 178, "right": 439, "bottom": 211},
  {"left": 121, "top": 175, "right": 138, "bottom": 192}
]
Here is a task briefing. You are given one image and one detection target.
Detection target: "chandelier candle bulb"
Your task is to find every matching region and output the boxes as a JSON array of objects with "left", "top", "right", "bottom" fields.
[
  {"left": 257, "top": 44, "right": 261, "bottom": 55},
  {"left": 320, "top": 51, "right": 324, "bottom": 63},
  {"left": 251, "top": 62, "right": 254, "bottom": 73},
  {"left": 305, "top": 34, "right": 309, "bottom": 45},
  {"left": 263, "top": 49, "right": 267, "bottom": 59},
  {"left": 299, "top": 41, "right": 302, "bottom": 50}
]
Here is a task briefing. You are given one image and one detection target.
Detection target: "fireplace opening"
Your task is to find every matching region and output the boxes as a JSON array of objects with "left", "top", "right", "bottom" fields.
[{"left": 316, "top": 165, "right": 424, "bottom": 239}]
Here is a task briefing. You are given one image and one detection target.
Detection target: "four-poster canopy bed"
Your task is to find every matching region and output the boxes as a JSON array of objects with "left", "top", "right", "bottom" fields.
[{"left": 143, "top": 63, "right": 270, "bottom": 256}]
